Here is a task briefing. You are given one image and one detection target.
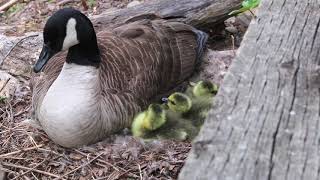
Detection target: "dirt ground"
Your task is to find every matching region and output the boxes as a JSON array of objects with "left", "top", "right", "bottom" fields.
[
  {"left": 0, "top": 0, "right": 247, "bottom": 179},
  {"left": 0, "top": 0, "right": 140, "bottom": 35}
]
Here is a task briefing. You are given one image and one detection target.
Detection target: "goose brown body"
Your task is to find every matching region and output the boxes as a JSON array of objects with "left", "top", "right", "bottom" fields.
[{"left": 31, "top": 18, "right": 207, "bottom": 147}]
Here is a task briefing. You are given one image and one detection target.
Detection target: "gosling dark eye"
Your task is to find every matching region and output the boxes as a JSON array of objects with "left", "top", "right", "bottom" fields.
[{"left": 211, "top": 91, "right": 217, "bottom": 95}]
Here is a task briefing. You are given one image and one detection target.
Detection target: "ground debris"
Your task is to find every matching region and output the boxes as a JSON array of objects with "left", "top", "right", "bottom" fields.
[{"left": 0, "top": 80, "right": 191, "bottom": 179}]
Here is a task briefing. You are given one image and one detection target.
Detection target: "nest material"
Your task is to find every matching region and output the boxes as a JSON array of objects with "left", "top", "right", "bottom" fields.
[{"left": 0, "top": 85, "right": 191, "bottom": 179}]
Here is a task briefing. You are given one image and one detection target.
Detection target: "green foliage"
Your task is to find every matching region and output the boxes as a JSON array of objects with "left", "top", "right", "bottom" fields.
[
  {"left": 88, "top": 0, "right": 96, "bottom": 8},
  {"left": 229, "top": 0, "right": 261, "bottom": 16},
  {"left": 0, "top": 96, "right": 7, "bottom": 103}
]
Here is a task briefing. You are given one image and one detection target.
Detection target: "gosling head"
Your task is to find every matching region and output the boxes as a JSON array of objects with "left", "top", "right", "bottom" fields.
[
  {"left": 193, "top": 81, "right": 218, "bottom": 97},
  {"left": 143, "top": 104, "right": 167, "bottom": 131},
  {"left": 164, "top": 92, "right": 192, "bottom": 113},
  {"left": 34, "top": 8, "right": 100, "bottom": 73}
]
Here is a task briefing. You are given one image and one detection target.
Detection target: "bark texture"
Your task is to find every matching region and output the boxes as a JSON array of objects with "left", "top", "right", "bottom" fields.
[
  {"left": 179, "top": 0, "right": 320, "bottom": 179},
  {"left": 91, "top": 0, "right": 242, "bottom": 31}
]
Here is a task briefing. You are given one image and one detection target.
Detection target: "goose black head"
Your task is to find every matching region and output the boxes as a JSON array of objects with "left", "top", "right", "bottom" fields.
[{"left": 34, "top": 8, "right": 100, "bottom": 73}]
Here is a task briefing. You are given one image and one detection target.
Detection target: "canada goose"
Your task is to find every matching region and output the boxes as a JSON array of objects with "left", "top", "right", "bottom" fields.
[
  {"left": 30, "top": 8, "right": 208, "bottom": 147},
  {"left": 132, "top": 104, "right": 197, "bottom": 141}
]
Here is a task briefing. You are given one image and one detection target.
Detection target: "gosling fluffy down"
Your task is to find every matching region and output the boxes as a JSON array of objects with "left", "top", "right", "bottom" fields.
[{"left": 131, "top": 104, "right": 198, "bottom": 141}]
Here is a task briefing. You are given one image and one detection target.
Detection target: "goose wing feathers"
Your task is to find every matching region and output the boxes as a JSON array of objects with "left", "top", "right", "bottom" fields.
[{"left": 98, "top": 20, "right": 201, "bottom": 101}]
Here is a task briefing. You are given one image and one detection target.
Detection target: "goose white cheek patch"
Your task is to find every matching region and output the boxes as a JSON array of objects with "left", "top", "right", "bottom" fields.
[{"left": 62, "top": 18, "right": 79, "bottom": 50}]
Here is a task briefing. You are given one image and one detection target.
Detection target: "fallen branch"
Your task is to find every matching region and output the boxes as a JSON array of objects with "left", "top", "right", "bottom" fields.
[
  {"left": 91, "top": 0, "right": 242, "bottom": 31},
  {"left": 0, "top": 0, "right": 19, "bottom": 12},
  {"left": 0, "top": 78, "right": 10, "bottom": 94},
  {"left": 0, "top": 34, "right": 39, "bottom": 67}
]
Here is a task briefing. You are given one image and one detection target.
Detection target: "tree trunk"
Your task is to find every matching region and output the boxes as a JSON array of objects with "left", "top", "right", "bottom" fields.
[{"left": 179, "top": 0, "right": 320, "bottom": 179}]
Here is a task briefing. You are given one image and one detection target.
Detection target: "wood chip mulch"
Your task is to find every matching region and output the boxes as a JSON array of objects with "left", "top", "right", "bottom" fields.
[{"left": 0, "top": 85, "right": 191, "bottom": 179}]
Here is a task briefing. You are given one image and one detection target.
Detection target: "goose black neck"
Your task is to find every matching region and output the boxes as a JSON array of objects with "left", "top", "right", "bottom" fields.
[{"left": 66, "top": 41, "right": 101, "bottom": 67}]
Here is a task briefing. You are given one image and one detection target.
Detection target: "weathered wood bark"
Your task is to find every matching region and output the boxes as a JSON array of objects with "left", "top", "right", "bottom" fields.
[
  {"left": 179, "top": 0, "right": 320, "bottom": 179},
  {"left": 91, "top": 0, "right": 242, "bottom": 31},
  {"left": 0, "top": 0, "right": 242, "bottom": 64}
]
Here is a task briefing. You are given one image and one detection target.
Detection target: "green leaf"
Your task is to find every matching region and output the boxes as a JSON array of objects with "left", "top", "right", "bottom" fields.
[
  {"left": 229, "top": 7, "right": 251, "bottom": 15},
  {"left": 242, "top": 0, "right": 260, "bottom": 9},
  {"left": 229, "top": 0, "right": 261, "bottom": 16}
]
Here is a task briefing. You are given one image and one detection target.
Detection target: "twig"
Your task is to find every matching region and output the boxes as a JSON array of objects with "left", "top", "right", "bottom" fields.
[
  {"left": 0, "top": 34, "right": 39, "bottom": 67},
  {"left": 0, "top": 144, "right": 44, "bottom": 158},
  {"left": 74, "top": 149, "right": 122, "bottom": 172},
  {"left": 31, "top": 172, "right": 39, "bottom": 180},
  {"left": 0, "top": 78, "right": 10, "bottom": 94},
  {"left": 13, "top": 109, "right": 27, "bottom": 117},
  {"left": 12, "top": 159, "right": 46, "bottom": 180},
  {"left": 117, "top": 168, "right": 138, "bottom": 179},
  {"left": 96, "top": 159, "right": 120, "bottom": 172},
  {"left": 0, "top": 166, "right": 16, "bottom": 174},
  {"left": 86, "top": 152, "right": 140, "bottom": 179},
  {"left": 2, "top": 162, "right": 62, "bottom": 179},
  {"left": 81, "top": 0, "right": 89, "bottom": 10},
  {"left": 138, "top": 164, "right": 142, "bottom": 180},
  {"left": 0, "top": 49, "right": 4, "bottom": 57},
  {"left": 249, "top": 10, "right": 257, "bottom": 19},
  {"left": 57, "top": 0, "right": 74, "bottom": 6},
  {"left": 97, "top": 159, "right": 139, "bottom": 178},
  {"left": 37, "top": 148, "right": 62, "bottom": 157},
  {"left": 0, "top": 0, "right": 19, "bottom": 12},
  {"left": 59, "top": 153, "right": 103, "bottom": 179},
  {"left": 231, "top": 35, "right": 236, "bottom": 56}
]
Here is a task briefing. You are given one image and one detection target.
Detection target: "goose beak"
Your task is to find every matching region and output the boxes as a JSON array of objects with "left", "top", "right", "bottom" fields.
[{"left": 33, "top": 45, "right": 55, "bottom": 73}]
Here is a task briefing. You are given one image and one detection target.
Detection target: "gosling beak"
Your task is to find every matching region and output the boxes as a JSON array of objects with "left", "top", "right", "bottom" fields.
[{"left": 33, "top": 45, "right": 56, "bottom": 73}]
